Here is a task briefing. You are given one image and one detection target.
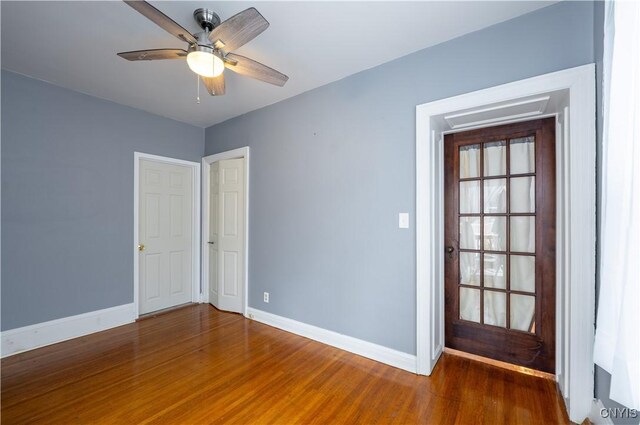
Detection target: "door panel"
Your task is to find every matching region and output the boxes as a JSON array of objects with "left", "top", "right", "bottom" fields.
[
  {"left": 223, "top": 192, "right": 239, "bottom": 236},
  {"left": 170, "top": 195, "right": 184, "bottom": 237},
  {"left": 145, "top": 194, "right": 160, "bottom": 238},
  {"left": 170, "top": 251, "right": 185, "bottom": 294},
  {"left": 223, "top": 251, "right": 238, "bottom": 296},
  {"left": 139, "top": 159, "right": 193, "bottom": 314},
  {"left": 143, "top": 253, "right": 161, "bottom": 300},
  {"left": 444, "top": 118, "right": 556, "bottom": 373}
]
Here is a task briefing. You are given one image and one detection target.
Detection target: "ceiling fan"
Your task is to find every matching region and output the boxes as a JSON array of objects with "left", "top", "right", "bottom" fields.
[{"left": 118, "top": 1, "right": 288, "bottom": 96}]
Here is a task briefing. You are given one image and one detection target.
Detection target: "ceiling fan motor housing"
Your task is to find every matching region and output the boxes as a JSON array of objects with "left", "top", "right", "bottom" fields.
[{"left": 193, "top": 8, "right": 221, "bottom": 32}]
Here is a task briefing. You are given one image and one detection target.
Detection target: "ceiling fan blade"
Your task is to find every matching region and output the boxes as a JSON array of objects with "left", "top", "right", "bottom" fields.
[
  {"left": 225, "top": 54, "right": 288, "bottom": 87},
  {"left": 208, "top": 8, "right": 269, "bottom": 52},
  {"left": 123, "top": 1, "right": 197, "bottom": 44},
  {"left": 202, "top": 74, "right": 226, "bottom": 96},
  {"left": 117, "top": 48, "right": 187, "bottom": 61}
]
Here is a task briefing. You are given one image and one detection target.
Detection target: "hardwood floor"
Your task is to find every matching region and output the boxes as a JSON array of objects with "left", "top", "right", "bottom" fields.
[{"left": 1, "top": 305, "right": 569, "bottom": 424}]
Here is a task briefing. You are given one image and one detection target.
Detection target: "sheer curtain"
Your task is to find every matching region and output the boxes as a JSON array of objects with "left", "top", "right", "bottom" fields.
[
  {"left": 458, "top": 142, "right": 535, "bottom": 330},
  {"left": 508, "top": 140, "right": 535, "bottom": 331},
  {"left": 483, "top": 143, "right": 507, "bottom": 327},
  {"left": 459, "top": 145, "right": 481, "bottom": 323},
  {"left": 593, "top": 0, "right": 640, "bottom": 410}
]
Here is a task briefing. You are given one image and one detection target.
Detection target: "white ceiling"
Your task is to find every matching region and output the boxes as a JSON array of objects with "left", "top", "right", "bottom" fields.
[{"left": 1, "top": 1, "right": 555, "bottom": 128}]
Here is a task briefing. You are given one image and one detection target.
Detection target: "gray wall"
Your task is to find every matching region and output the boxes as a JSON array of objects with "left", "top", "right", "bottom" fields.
[
  {"left": 205, "top": 1, "right": 597, "bottom": 355},
  {"left": 596, "top": 370, "right": 640, "bottom": 424},
  {"left": 1, "top": 70, "right": 204, "bottom": 330}
]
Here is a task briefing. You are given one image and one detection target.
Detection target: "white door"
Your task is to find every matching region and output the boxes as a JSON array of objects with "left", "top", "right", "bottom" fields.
[
  {"left": 209, "top": 158, "right": 245, "bottom": 313},
  {"left": 209, "top": 162, "right": 220, "bottom": 308},
  {"left": 139, "top": 159, "right": 193, "bottom": 314}
]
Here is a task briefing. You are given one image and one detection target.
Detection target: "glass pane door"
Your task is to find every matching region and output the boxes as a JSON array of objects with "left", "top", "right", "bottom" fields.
[
  {"left": 458, "top": 136, "right": 537, "bottom": 332},
  {"left": 444, "top": 117, "right": 556, "bottom": 374}
]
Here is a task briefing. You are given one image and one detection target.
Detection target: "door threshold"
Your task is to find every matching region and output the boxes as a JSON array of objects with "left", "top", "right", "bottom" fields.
[
  {"left": 137, "top": 303, "right": 197, "bottom": 321},
  {"left": 444, "top": 347, "right": 555, "bottom": 381}
]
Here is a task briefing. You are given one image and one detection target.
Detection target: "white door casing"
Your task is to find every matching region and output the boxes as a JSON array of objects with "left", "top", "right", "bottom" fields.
[
  {"left": 416, "top": 64, "right": 595, "bottom": 423},
  {"left": 134, "top": 153, "right": 201, "bottom": 317}
]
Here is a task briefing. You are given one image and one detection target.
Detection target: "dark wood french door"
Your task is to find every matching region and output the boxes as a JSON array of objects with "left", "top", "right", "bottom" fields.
[{"left": 444, "top": 118, "right": 556, "bottom": 373}]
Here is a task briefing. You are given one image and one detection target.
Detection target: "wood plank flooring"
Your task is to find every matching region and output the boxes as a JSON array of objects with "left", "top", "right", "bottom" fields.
[{"left": 1, "top": 305, "right": 569, "bottom": 424}]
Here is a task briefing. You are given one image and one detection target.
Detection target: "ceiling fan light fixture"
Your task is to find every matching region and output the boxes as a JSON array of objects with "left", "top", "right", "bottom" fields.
[
  {"left": 187, "top": 46, "right": 224, "bottom": 78},
  {"left": 119, "top": 2, "right": 289, "bottom": 95}
]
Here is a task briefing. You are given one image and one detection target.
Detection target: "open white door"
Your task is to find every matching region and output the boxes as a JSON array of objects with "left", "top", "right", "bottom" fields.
[
  {"left": 209, "top": 162, "right": 219, "bottom": 308},
  {"left": 208, "top": 158, "right": 245, "bottom": 313},
  {"left": 138, "top": 159, "right": 194, "bottom": 314}
]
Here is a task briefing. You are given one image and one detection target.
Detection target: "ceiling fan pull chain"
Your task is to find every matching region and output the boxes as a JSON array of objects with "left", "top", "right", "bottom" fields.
[{"left": 196, "top": 75, "right": 201, "bottom": 104}]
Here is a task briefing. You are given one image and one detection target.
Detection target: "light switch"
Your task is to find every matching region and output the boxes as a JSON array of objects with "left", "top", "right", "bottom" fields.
[{"left": 399, "top": 213, "right": 409, "bottom": 229}]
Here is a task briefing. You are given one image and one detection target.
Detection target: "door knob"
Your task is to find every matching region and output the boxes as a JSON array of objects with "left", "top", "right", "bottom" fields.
[
  {"left": 208, "top": 241, "right": 215, "bottom": 245},
  {"left": 446, "top": 246, "right": 455, "bottom": 258},
  {"left": 138, "top": 244, "right": 145, "bottom": 252}
]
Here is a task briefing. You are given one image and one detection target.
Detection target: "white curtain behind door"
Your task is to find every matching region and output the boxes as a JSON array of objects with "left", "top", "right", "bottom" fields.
[
  {"left": 458, "top": 142, "right": 534, "bottom": 330},
  {"left": 593, "top": 0, "right": 640, "bottom": 410}
]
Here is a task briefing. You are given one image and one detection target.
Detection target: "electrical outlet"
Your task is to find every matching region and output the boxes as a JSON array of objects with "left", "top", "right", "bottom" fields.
[{"left": 263, "top": 292, "right": 270, "bottom": 303}]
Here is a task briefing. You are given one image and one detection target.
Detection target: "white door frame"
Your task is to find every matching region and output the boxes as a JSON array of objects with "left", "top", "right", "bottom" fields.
[
  {"left": 416, "top": 64, "right": 596, "bottom": 423},
  {"left": 201, "top": 147, "right": 250, "bottom": 315},
  {"left": 133, "top": 152, "right": 202, "bottom": 318}
]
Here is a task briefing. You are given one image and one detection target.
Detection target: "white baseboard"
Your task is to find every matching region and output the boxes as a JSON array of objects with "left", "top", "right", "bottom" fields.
[
  {"left": 1, "top": 303, "right": 136, "bottom": 358},
  {"left": 589, "top": 399, "right": 615, "bottom": 425},
  {"left": 246, "top": 307, "right": 417, "bottom": 373}
]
